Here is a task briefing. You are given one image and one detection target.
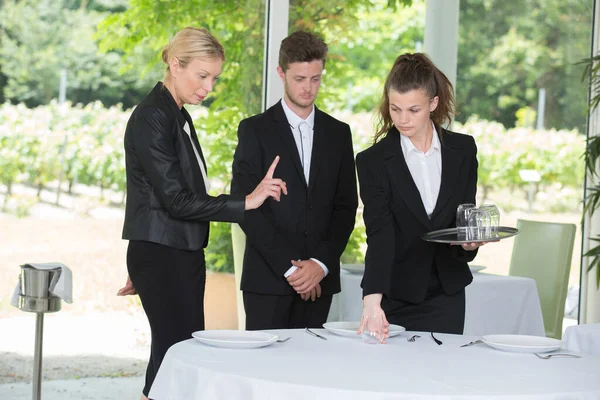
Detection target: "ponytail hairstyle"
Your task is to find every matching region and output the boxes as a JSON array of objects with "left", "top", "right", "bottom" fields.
[
  {"left": 161, "top": 27, "right": 225, "bottom": 76},
  {"left": 373, "top": 53, "right": 456, "bottom": 143}
]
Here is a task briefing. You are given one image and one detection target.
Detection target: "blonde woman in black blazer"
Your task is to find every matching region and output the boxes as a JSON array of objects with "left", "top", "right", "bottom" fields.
[
  {"left": 117, "top": 28, "right": 286, "bottom": 400},
  {"left": 357, "top": 53, "right": 489, "bottom": 340}
]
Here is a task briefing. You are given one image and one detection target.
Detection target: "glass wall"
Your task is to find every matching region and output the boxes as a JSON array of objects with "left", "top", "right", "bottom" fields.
[
  {"left": 0, "top": 0, "right": 267, "bottom": 329},
  {"left": 288, "top": 0, "right": 592, "bottom": 320},
  {"left": 0, "top": 0, "right": 594, "bottom": 327},
  {"left": 455, "top": 0, "right": 593, "bottom": 322}
]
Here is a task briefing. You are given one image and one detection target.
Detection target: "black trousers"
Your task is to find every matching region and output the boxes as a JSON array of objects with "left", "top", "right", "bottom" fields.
[
  {"left": 244, "top": 291, "right": 333, "bottom": 330},
  {"left": 382, "top": 266, "right": 466, "bottom": 334},
  {"left": 127, "top": 240, "right": 206, "bottom": 398}
]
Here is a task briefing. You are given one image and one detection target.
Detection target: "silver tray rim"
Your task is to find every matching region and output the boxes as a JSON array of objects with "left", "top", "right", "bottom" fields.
[{"left": 422, "top": 226, "right": 519, "bottom": 244}]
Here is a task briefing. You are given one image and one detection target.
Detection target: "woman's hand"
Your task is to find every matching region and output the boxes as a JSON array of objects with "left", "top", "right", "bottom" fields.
[
  {"left": 117, "top": 275, "right": 136, "bottom": 296},
  {"left": 357, "top": 294, "right": 390, "bottom": 343},
  {"left": 453, "top": 241, "right": 497, "bottom": 251},
  {"left": 245, "top": 156, "right": 288, "bottom": 210}
]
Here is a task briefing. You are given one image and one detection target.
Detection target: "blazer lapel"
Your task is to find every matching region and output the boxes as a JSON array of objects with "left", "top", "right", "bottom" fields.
[
  {"left": 182, "top": 108, "right": 207, "bottom": 172},
  {"left": 159, "top": 84, "right": 208, "bottom": 174},
  {"left": 383, "top": 130, "right": 432, "bottom": 230},
  {"left": 308, "top": 108, "right": 326, "bottom": 194},
  {"left": 430, "top": 131, "right": 464, "bottom": 221},
  {"left": 272, "top": 102, "right": 308, "bottom": 187}
]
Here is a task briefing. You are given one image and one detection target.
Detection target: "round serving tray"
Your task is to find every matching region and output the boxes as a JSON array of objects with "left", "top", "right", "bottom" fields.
[{"left": 422, "top": 226, "right": 519, "bottom": 244}]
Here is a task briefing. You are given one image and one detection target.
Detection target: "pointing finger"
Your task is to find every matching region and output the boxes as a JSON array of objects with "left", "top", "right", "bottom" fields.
[{"left": 265, "top": 155, "right": 280, "bottom": 179}]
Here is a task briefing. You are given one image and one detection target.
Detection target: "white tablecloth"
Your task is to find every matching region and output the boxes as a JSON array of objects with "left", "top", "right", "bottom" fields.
[
  {"left": 564, "top": 323, "right": 600, "bottom": 357},
  {"left": 149, "top": 329, "right": 600, "bottom": 400},
  {"left": 329, "top": 270, "right": 545, "bottom": 336}
]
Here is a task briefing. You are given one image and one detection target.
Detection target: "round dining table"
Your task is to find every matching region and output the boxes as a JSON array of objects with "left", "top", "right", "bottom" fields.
[
  {"left": 148, "top": 328, "right": 600, "bottom": 400},
  {"left": 328, "top": 268, "right": 546, "bottom": 337}
]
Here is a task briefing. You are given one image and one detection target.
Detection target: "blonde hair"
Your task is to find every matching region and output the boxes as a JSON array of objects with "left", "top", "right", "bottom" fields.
[{"left": 161, "top": 27, "right": 225, "bottom": 73}]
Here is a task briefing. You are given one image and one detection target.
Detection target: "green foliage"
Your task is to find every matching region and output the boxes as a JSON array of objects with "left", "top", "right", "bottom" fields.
[
  {"left": 193, "top": 106, "right": 247, "bottom": 193},
  {"left": 580, "top": 54, "right": 600, "bottom": 114},
  {"left": 583, "top": 238, "right": 600, "bottom": 288},
  {"left": 0, "top": 0, "right": 159, "bottom": 108},
  {"left": 455, "top": 116, "right": 585, "bottom": 203},
  {"left": 315, "top": 1, "right": 424, "bottom": 112},
  {"left": 0, "top": 101, "right": 585, "bottom": 270},
  {"left": 96, "top": 0, "right": 414, "bottom": 116},
  {"left": 514, "top": 107, "right": 537, "bottom": 128},
  {"left": 581, "top": 54, "right": 600, "bottom": 287},
  {"left": 205, "top": 222, "right": 234, "bottom": 273},
  {"left": 0, "top": 101, "right": 129, "bottom": 199},
  {"left": 341, "top": 212, "right": 367, "bottom": 264},
  {"left": 94, "top": 0, "right": 413, "bottom": 271},
  {"left": 457, "top": 0, "right": 593, "bottom": 131}
]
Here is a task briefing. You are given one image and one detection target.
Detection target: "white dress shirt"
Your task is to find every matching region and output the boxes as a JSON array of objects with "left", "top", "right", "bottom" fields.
[
  {"left": 280, "top": 99, "right": 328, "bottom": 278},
  {"left": 183, "top": 121, "right": 210, "bottom": 193},
  {"left": 400, "top": 124, "right": 442, "bottom": 217},
  {"left": 281, "top": 98, "right": 315, "bottom": 184}
]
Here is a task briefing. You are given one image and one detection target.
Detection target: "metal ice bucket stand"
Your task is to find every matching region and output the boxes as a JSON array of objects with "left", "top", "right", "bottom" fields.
[{"left": 17, "top": 265, "right": 62, "bottom": 400}]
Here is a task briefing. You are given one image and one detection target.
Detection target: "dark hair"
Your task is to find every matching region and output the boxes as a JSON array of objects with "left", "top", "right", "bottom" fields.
[
  {"left": 374, "top": 53, "right": 456, "bottom": 143},
  {"left": 278, "top": 31, "right": 328, "bottom": 72}
]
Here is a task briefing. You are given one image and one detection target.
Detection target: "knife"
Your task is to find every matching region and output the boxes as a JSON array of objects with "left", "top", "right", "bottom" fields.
[
  {"left": 305, "top": 327, "right": 328, "bottom": 340},
  {"left": 460, "top": 339, "right": 482, "bottom": 348}
]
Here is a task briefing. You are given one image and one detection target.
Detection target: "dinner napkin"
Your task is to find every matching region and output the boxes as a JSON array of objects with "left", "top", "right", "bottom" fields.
[{"left": 11, "top": 262, "right": 73, "bottom": 307}]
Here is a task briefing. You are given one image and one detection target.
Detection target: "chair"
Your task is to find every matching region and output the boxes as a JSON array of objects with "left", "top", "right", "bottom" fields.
[
  {"left": 508, "top": 219, "right": 576, "bottom": 339},
  {"left": 231, "top": 223, "right": 247, "bottom": 330},
  {"left": 563, "top": 323, "right": 600, "bottom": 357}
]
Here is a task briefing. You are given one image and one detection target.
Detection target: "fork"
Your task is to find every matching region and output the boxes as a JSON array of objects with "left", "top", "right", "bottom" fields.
[
  {"left": 305, "top": 327, "right": 328, "bottom": 340},
  {"left": 276, "top": 336, "right": 292, "bottom": 343},
  {"left": 534, "top": 353, "right": 582, "bottom": 359},
  {"left": 407, "top": 334, "right": 421, "bottom": 342}
]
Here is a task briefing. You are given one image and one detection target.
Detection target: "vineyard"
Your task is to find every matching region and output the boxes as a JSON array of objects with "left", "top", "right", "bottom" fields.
[{"left": 0, "top": 101, "right": 586, "bottom": 272}]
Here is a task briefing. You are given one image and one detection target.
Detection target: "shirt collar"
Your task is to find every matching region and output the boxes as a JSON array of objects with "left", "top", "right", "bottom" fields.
[
  {"left": 280, "top": 98, "right": 315, "bottom": 130},
  {"left": 400, "top": 123, "right": 441, "bottom": 158}
]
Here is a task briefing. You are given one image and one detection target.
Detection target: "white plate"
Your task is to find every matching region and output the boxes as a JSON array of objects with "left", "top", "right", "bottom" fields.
[
  {"left": 481, "top": 334, "right": 563, "bottom": 353},
  {"left": 341, "top": 264, "right": 365, "bottom": 274},
  {"left": 323, "top": 321, "right": 406, "bottom": 338},
  {"left": 469, "top": 265, "right": 486, "bottom": 273},
  {"left": 191, "top": 330, "right": 279, "bottom": 349}
]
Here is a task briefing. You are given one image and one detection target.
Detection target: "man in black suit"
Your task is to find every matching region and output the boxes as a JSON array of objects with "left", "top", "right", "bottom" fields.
[{"left": 231, "top": 31, "right": 358, "bottom": 330}]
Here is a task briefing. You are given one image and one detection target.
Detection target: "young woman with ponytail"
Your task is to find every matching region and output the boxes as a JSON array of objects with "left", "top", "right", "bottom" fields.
[{"left": 356, "top": 53, "right": 487, "bottom": 340}]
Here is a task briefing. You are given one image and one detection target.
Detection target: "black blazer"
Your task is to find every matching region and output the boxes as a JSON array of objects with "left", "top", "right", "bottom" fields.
[
  {"left": 122, "top": 82, "right": 245, "bottom": 251},
  {"left": 231, "top": 101, "right": 358, "bottom": 296},
  {"left": 356, "top": 126, "right": 478, "bottom": 303}
]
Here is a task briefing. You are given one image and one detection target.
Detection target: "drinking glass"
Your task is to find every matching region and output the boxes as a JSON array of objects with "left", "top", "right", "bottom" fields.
[
  {"left": 467, "top": 208, "right": 492, "bottom": 240},
  {"left": 479, "top": 204, "right": 500, "bottom": 233},
  {"left": 456, "top": 203, "right": 476, "bottom": 240},
  {"left": 360, "top": 315, "right": 386, "bottom": 344}
]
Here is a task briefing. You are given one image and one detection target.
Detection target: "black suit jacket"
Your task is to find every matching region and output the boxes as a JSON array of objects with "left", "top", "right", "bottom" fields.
[
  {"left": 122, "top": 82, "right": 244, "bottom": 251},
  {"left": 231, "top": 101, "right": 358, "bottom": 296},
  {"left": 356, "top": 126, "right": 478, "bottom": 303}
]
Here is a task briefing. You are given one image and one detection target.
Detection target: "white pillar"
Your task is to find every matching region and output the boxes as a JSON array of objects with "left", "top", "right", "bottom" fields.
[
  {"left": 262, "top": 0, "right": 289, "bottom": 111},
  {"left": 424, "top": 0, "right": 460, "bottom": 91},
  {"left": 581, "top": 0, "right": 600, "bottom": 324}
]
